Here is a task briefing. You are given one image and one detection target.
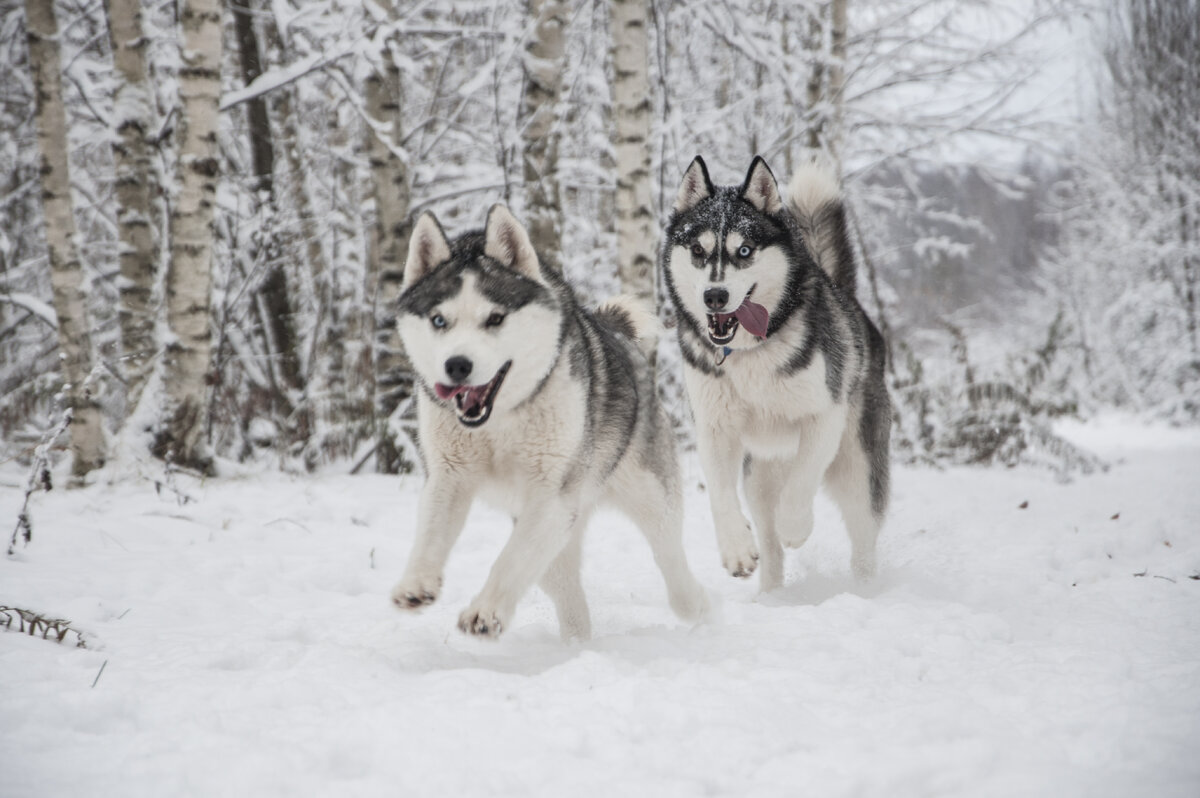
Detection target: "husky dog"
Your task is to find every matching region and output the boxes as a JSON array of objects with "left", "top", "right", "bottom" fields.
[
  {"left": 389, "top": 204, "right": 709, "bottom": 640},
  {"left": 661, "top": 155, "right": 891, "bottom": 590}
]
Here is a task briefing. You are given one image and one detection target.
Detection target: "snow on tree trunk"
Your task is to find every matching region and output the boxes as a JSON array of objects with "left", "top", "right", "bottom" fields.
[
  {"left": 520, "top": 0, "right": 567, "bottom": 272},
  {"left": 828, "top": 0, "right": 847, "bottom": 167},
  {"left": 803, "top": 0, "right": 847, "bottom": 168},
  {"left": 611, "top": 0, "right": 655, "bottom": 305},
  {"left": 155, "top": 0, "right": 221, "bottom": 473},
  {"left": 232, "top": 0, "right": 307, "bottom": 447},
  {"left": 24, "top": 0, "right": 106, "bottom": 479},
  {"left": 364, "top": 2, "right": 415, "bottom": 473},
  {"left": 107, "top": 0, "right": 160, "bottom": 410}
]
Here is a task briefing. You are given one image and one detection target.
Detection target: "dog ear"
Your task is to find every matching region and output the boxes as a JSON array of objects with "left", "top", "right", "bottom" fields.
[
  {"left": 402, "top": 211, "right": 451, "bottom": 291},
  {"left": 741, "top": 156, "right": 783, "bottom": 215},
  {"left": 674, "top": 156, "right": 713, "bottom": 213},
  {"left": 484, "top": 204, "right": 542, "bottom": 282}
]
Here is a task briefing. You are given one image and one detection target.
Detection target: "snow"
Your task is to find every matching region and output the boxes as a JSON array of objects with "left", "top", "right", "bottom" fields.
[{"left": 2, "top": 417, "right": 1199, "bottom": 797}]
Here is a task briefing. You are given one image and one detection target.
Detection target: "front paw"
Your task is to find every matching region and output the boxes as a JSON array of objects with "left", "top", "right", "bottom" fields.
[
  {"left": 391, "top": 573, "right": 442, "bottom": 610},
  {"left": 457, "top": 601, "right": 507, "bottom": 638},
  {"left": 718, "top": 517, "right": 759, "bottom": 578}
]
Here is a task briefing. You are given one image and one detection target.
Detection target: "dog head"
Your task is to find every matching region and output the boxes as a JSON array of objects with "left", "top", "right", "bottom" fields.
[
  {"left": 662, "top": 155, "right": 796, "bottom": 349},
  {"left": 396, "top": 206, "right": 562, "bottom": 428}
]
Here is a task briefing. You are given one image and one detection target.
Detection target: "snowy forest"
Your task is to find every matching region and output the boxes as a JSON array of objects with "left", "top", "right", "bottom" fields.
[
  {"left": 3, "top": 2, "right": 1200, "bottom": 795},
  {"left": 1, "top": 0, "right": 1195, "bottom": 482}
]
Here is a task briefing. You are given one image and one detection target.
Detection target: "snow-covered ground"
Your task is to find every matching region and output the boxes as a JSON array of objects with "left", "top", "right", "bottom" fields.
[{"left": 2, "top": 417, "right": 1198, "bottom": 797}]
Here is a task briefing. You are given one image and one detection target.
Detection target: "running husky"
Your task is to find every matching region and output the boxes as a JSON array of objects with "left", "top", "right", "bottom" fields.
[
  {"left": 389, "top": 204, "right": 709, "bottom": 640},
  {"left": 662, "top": 155, "right": 890, "bottom": 591}
]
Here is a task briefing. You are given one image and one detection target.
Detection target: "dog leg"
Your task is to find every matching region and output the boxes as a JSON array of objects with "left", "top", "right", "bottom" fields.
[
  {"left": 695, "top": 423, "right": 758, "bottom": 579},
  {"left": 743, "top": 455, "right": 788, "bottom": 592},
  {"left": 825, "top": 429, "right": 884, "bottom": 581},
  {"left": 776, "top": 412, "right": 845, "bottom": 553},
  {"left": 391, "top": 472, "right": 473, "bottom": 609},
  {"left": 458, "top": 497, "right": 578, "bottom": 638},
  {"left": 611, "top": 465, "right": 710, "bottom": 623},
  {"left": 538, "top": 522, "right": 592, "bottom": 641}
]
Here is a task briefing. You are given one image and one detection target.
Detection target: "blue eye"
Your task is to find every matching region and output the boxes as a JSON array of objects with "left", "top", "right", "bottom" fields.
[
  {"left": 431, "top": 314, "right": 447, "bottom": 329},
  {"left": 737, "top": 245, "right": 754, "bottom": 258}
]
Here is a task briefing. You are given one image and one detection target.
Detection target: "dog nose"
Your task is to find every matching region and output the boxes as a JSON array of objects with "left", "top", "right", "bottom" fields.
[
  {"left": 444, "top": 356, "right": 473, "bottom": 383},
  {"left": 703, "top": 287, "right": 729, "bottom": 311}
]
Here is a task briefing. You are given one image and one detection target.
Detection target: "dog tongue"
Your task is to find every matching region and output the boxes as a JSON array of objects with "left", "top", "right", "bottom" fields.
[
  {"left": 435, "top": 382, "right": 488, "bottom": 414},
  {"left": 734, "top": 299, "right": 770, "bottom": 338}
]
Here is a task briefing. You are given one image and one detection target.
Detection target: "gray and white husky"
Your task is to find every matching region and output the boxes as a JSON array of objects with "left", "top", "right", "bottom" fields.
[
  {"left": 389, "top": 204, "right": 709, "bottom": 640},
  {"left": 662, "top": 155, "right": 891, "bottom": 591}
]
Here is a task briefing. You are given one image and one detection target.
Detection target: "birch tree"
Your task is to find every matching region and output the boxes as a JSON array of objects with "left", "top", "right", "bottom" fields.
[
  {"left": 24, "top": 0, "right": 106, "bottom": 479},
  {"left": 611, "top": 0, "right": 655, "bottom": 304},
  {"left": 231, "top": 0, "right": 306, "bottom": 445},
  {"left": 363, "top": 0, "right": 415, "bottom": 473},
  {"left": 520, "top": 0, "right": 567, "bottom": 271},
  {"left": 106, "top": 0, "right": 159, "bottom": 409},
  {"left": 154, "top": 0, "right": 221, "bottom": 472}
]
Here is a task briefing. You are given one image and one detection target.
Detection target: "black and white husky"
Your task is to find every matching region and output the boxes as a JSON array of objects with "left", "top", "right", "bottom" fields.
[
  {"left": 390, "top": 204, "right": 709, "bottom": 639},
  {"left": 662, "top": 156, "right": 891, "bottom": 590}
]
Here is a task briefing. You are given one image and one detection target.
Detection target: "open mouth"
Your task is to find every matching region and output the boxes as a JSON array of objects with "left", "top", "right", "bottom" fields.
[
  {"left": 706, "top": 287, "right": 770, "bottom": 346},
  {"left": 434, "top": 361, "right": 512, "bottom": 427}
]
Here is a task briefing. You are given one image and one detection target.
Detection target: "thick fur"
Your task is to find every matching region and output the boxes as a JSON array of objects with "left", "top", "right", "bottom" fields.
[
  {"left": 391, "top": 205, "right": 708, "bottom": 640},
  {"left": 662, "top": 155, "right": 891, "bottom": 590}
]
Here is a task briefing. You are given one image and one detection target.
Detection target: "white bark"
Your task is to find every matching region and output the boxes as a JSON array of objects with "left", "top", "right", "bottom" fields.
[
  {"left": 364, "top": 0, "right": 415, "bottom": 472},
  {"left": 520, "top": 0, "right": 567, "bottom": 272},
  {"left": 25, "top": 0, "right": 106, "bottom": 479},
  {"left": 828, "top": 0, "right": 847, "bottom": 167},
  {"left": 107, "top": 0, "right": 160, "bottom": 408},
  {"left": 611, "top": 0, "right": 656, "bottom": 305},
  {"left": 157, "top": 0, "right": 221, "bottom": 471}
]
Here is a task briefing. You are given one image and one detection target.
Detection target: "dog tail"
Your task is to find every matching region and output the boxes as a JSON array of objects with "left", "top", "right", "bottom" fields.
[
  {"left": 787, "top": 159, "right": 858, "bottom": 296},
  {"left": 595, "top": 295, "right": 662, "bottom": 358}
]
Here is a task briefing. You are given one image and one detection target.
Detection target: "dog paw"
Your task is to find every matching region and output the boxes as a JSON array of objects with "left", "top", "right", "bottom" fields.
[
  {"left": 457, "top": 606, "right": 505, "bottom": 638},
  {"left": 390, "top": 574, "right": 442, "bottom": 610},
  {"left": 718, "top": 519, "right": 759, "bottom": 579}
]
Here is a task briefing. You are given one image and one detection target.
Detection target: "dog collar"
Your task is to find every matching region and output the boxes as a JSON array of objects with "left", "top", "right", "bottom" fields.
[{"left": 714, "top": 346, "right": 733, "bottom": 366}]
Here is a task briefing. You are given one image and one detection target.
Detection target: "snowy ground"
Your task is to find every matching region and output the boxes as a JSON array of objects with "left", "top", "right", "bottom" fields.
[{"left": 2, "top": 417, "right": 1199, "bottom": 797}]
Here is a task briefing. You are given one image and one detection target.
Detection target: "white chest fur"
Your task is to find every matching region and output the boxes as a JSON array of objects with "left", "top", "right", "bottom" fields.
[{"left": 685, "top": 334, "right": 840, "bottom": 460}]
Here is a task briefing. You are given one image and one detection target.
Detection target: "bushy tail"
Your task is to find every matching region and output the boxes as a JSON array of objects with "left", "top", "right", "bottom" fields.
[
  {"left": 595, "top": 295, "right": 662, "bottom": 358},
  {"left": 787, "top": 160, "right": 858, "bottom": 296}
]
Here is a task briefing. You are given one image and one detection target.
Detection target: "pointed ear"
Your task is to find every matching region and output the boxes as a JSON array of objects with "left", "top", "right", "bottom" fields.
[
  {"left": 484, "top": 204, "right": 542, "bottom": 281},
  {"left": 402, "top": 212, "right": 451, "bottom": 291},
  {"left": 741, "top": 156, "right": 783, "bottom": 215},
  {"left": 674, "top": 156, "right": 713, "bottom": 213}
]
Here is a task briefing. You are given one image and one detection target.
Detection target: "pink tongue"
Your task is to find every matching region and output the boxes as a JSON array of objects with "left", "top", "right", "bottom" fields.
[
  {"left": 435, "top": 382, "right": 487, "bottom": 412},
  {"left": 733, "top": 300, "right": 770, "bottom": 338}
]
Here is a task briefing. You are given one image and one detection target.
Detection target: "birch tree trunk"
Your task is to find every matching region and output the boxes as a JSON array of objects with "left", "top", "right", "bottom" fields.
[
  {"left": 364, "top": 2, "right": 415, "bottom": 473},
  {"left": 611, "top": 0, "right": 655, "bottom": 305},
  {"left": 232, "top": 0, "right": 306, "bottom": 446},
  {"left": 828, "top": 0, "right": 847, "bottom": 168},
  {"left": 154, "top": 0, "right": 221, "bottom": 473},
  {"left": 106, "top": 0, "right": 160, "bottom": 409},
  {"left": 25, "top": 0, "right": 106, "bottom": 479},
  {"left": 803, "top": 2, "right": 825, "bottom": 153},
  {"left": 520, "top": 0, "right": 567, "bottom": 272},
  {"left": 802, "top": 0, "right": 847, "bottom": 168}
]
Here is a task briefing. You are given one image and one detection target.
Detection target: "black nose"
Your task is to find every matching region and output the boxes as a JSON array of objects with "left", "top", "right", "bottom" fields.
[
  {"left": 703, "top": 287, "right": 729, "bottom": 311},
  {"left": 444, "top": 356, "right": 473, "bottom": 383}
]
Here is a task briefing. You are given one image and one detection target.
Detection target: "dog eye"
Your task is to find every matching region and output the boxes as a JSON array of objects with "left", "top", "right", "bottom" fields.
[
  {"left": 690, "top": 243, "right": 705, "bottom": 258},
  {"left": 485, "top": 312, "right": 505, "bottom": 328},
  {"left": 737, "top": 245, "right": 754, "bottom": 258},
  {"left": 430, "top": 313, "right": 447, "bottom": 329}
]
